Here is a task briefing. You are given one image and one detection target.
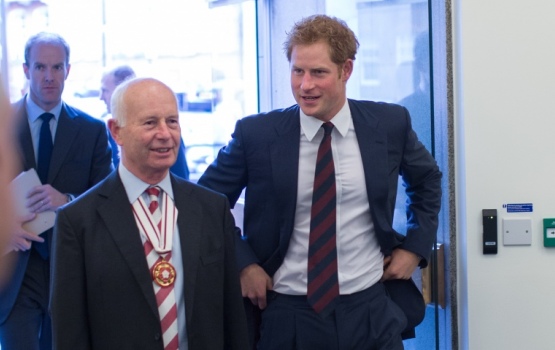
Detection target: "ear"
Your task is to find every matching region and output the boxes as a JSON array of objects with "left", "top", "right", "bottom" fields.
[
  {"left": 341, "top": 59, "right": 354, "bottom": 82},
  {"left": 65, "top": 63, "right": 71, "bottom": 80},
  {"left": 23, "top": 63, "right": 30, "bottom": 80},
  {"left": 108, "top": 119, "right": 123, "bottom": 146}
]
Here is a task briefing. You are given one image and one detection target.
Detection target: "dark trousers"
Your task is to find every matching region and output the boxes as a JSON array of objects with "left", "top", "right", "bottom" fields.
[
  {"left": 0, "top": 250, "right": 52, "bottom": 350},
  {"left": 257, "top": 283, "right": 406, "bottom": 350}
]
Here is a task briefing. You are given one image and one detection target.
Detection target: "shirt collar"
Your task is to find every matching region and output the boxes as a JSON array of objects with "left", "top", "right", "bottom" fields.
[
  {"left": 299, "top": 100, "right": 351, "bottom": 141},
  {"left": 118, "top": 163, "right": 174, "bottom": 204},
  {"left": 25, "top": 94, "right": 63, "bottom": 123}
]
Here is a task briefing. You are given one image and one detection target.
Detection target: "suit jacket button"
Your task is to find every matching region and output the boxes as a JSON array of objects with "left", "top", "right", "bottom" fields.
[{"left": 154, "top": 333, "right": 161, "bottom": 340}]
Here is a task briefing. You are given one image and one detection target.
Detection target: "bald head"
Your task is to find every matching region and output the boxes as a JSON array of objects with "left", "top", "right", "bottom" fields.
[
  {"left": 111, "top": 77, "right": 177, "bottom": 126},
  {"left": 108, "top": 77, "right": 181, "bottom": 183}
]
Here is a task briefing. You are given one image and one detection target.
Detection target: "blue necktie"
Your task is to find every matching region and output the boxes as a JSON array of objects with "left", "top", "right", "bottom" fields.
[
  {"left": 37, "top": 113, "right": 54, "bottom": 184},
  {"left": 34, "top": 112, "right": 54, "bottom": 259}
]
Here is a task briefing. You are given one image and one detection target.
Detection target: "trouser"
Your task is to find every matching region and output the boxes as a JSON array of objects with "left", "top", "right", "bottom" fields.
[
  {"left": 0, "top": 249, "right": 52, "bottom": 350},
  {"left": 258, "top": 283, "right": 406, "bottom": 350}
]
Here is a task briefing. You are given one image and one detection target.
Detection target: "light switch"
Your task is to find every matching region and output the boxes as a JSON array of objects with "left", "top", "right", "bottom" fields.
[{"left": 502, "top": 217, "right": 532, "bottom": 246}]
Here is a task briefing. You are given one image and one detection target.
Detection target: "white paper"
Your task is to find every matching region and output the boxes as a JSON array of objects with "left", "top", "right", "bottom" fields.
[{"left": 10, "top": 169, "right": 56, "bottom": 235}]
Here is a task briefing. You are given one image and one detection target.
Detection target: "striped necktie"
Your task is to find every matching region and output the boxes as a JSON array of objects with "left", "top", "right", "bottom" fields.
[
  {"left": 307, "top": 122, "right": 339, "bottom": 316},
  {"left": 144, "top": 186, "right": 179, "bottom": 350}
]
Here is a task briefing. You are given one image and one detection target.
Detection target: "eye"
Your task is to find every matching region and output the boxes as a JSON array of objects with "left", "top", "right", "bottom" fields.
[{"left": 168, "top": 118, "right": 180, "bottom": 128}]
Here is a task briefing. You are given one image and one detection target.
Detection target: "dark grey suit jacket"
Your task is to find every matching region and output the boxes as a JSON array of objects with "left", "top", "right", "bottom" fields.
[
  {"left": 0, "top": 98, "right": 113, "bottom": 324},
  {"left": 50, "top": 172, "right": 249, "bottom": 350},
  {"left": 198, "top": 99, "right": 442, "bottom": 338}
]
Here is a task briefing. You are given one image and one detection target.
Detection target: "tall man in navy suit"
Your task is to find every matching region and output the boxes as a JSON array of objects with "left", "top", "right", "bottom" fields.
[
  {"left": 50, "top": 77, "right": 249, "bottom": 349},
  {"left": 0, "top": 33, "right": 113, "bottom": 350},
  {"left": 198, "top": 15, "right": 442, "bottom": 350}
]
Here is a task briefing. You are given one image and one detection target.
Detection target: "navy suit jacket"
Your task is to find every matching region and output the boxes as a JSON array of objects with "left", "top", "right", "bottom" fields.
[
  {"left": 198, "top": 99, "right": 442, "bottom": 337},
  {"left": 50, "top": 172, "right": 249, "bottom": 350},
  {"left": 0, "top": 98, "right": 113, "bottom": 324}
]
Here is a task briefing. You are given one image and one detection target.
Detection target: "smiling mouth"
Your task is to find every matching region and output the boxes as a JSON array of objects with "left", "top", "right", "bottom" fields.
[
  {"left": 153, "top": 148, "right": 171, "bottom": 153},
  {"left": 302, "top": 96, "right": 319, "bottom": 100}
]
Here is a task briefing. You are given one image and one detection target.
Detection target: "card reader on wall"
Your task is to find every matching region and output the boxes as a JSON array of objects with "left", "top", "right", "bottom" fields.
[{"left": 483, "top": 209, "right": 498, "bottom": 254}]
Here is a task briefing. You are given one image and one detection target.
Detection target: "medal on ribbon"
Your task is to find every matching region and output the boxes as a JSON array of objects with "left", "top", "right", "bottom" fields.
[
  {"left": 152, "top": 259, "right": 177, "bottom": 287},
  {"left": 133, "top": 189, "right": 179, "bottom": 286}
]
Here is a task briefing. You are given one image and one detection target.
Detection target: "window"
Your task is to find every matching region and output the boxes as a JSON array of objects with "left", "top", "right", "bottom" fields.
[{"left": 1, "top": 0, "right": 258, "bottom": 182}]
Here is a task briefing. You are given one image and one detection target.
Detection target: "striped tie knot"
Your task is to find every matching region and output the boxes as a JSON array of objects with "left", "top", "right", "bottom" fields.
[
  {"left": 322, "top": 121, "right": 334, "bottom": 136},
  {"left": 146, "top": 186, "right": 161, "bottom": 214}
]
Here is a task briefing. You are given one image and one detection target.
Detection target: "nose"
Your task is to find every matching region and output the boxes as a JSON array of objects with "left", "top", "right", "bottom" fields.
[
  {"left": 300, "top": 74, "right": 314, "bottom": 91},
  {"left": 156, "top": 121, "right": 172, "bottom": 140},
  {"left": 44, "top": 68, "right": 54, "bottom": 82}
]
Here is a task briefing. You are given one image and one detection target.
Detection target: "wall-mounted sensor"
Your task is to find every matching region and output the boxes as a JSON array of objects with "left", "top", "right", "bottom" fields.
[{"left": 483, "top": 209, "right": 498, "bottom": 254}]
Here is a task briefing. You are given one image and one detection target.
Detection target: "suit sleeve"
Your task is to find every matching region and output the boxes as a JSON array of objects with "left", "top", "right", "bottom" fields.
[
  {"left": 398, "top": 107, "right": 442, "bottom": 267},
  {"left": 50, "top": 207, "right": 91, "bottom": 350},
  {"left": 198, "top": 120, "right": 248, "bottom": 205},
  {"left": 222, "top": 198, "right": 250, "bottom": 349},
  {"left": 198, "top": 119, "right": 260, "bottom": 271}
]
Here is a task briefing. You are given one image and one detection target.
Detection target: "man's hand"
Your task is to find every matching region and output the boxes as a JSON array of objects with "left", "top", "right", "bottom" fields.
[
  {"left": 382, "top": 248, "right": 421, "bottom": 281},
  {"left": 5, "top": 213, "right": 42, "bottom": 254},
  {"left": 240, "top": 263, "right": 273, "bottom": 309},
  {"left": 26, "top": 184, "right": 68, "bottom": 213}
]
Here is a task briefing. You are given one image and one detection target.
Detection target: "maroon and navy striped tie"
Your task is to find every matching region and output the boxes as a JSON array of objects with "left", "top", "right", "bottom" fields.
[{"left": 307, "top": 122, "right": 339, "bottom": 316}]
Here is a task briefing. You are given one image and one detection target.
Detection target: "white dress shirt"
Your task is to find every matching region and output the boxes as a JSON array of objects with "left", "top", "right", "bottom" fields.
[{"left": 273, "top": 101, "right": 384, "bottom": 295}]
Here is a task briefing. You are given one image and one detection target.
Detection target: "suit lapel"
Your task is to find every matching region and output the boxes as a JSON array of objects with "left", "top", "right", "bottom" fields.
[
  {"left": 97, "top": 173, "right": 159, "bottom": 318},
  {"left": 270, "top": 108, "right": 301, "bottom": 256},
  {"left": 349, "top": 100, "right": 389, "bottom": 204},
  {"left": 14, "top": 100, "right": 36, "bottom": 174},
  {"left": 171, "top": 177, "right": 200, "bottom": 326},
  {"left": 49, "top": 103, "right": 79, "bottom": 183}
]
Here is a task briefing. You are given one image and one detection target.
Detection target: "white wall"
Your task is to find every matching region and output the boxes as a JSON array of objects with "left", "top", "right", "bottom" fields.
[{"left": 455, "top": 1, "right": 555, "bottom": 349}]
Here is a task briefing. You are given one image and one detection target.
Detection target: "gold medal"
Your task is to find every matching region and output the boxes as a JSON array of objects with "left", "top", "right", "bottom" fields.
[{"left": 152, "top": 259, "right": 176, "bottom": 287}]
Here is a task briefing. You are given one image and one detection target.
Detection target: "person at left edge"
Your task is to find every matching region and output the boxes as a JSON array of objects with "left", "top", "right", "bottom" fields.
[
  {"left": 0, "top": 32, "right": 113, "bottom": 350},
  {"left": 50, "top": 77, "right": 249, "bottom": 350}
]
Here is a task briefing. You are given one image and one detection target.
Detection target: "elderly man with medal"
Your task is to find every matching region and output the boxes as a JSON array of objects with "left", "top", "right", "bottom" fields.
[{"left": 50, "top": 77, "right": 249, "bottom": 350}]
